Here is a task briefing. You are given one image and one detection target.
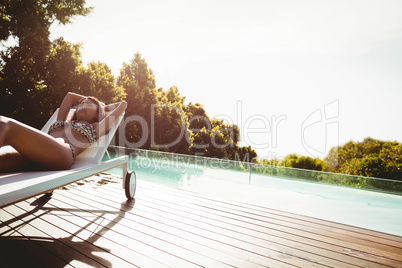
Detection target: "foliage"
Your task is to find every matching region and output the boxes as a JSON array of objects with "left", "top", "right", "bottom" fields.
[
  {"left": 76, "top": 61, "right": 126, "bottom": 103},
  {"left": 283, "top": 154, "right": 323, "bottom": 171},
  {"left": 116, "top": 52, "right": 256, "bottom": 160},
  {"left": 267, "top": 138, "right": 402, "bottom": 182},
  {"left": 117, "top": 52, "right": 158, "bottom": 148},
  {"left": 324, "top": 138, "right": 402, "bottom": 180},
  {"left": 0, "top": 0, "right": 92, "bottom": 127}
]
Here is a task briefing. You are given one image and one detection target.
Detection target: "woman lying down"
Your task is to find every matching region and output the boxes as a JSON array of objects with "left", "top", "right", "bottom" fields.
[{"left": 0, "top": 92, "right": 127, "bottom": 172}]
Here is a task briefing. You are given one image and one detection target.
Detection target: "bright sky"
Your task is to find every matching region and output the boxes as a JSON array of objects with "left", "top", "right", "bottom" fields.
[{"left": 50, "top": 0, "right": 402, "bottom": 160}]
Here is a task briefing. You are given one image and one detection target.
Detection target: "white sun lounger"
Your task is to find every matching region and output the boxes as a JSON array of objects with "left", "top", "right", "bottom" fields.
[{"left": 0, "top": 109, "right": 136, "bottom": 208}]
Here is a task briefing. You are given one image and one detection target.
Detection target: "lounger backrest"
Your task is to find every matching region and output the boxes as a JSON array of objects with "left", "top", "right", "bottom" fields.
[{"left": 41, "top": 108, "right": 125, "bottom": 167}]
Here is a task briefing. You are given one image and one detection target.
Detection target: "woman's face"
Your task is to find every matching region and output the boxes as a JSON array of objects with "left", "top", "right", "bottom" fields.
[{"left": 76, "top": 99, "right": 98, "bottom": 123}]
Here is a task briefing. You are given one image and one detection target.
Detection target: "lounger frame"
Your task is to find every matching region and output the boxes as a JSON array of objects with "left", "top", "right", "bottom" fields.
[{"left": 0, "top": 109, "right": 135, "bottom": 208}]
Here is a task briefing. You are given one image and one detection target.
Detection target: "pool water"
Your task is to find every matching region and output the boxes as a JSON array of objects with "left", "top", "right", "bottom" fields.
[{"left": 108, "top": 153, "right": 402, "bottom": 236}]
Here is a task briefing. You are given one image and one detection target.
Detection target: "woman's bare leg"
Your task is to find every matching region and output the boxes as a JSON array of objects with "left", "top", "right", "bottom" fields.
[
  {"left": 0, "top": 146, "right": 37, "bottom": 172},
  {"left": 0, "top": 116, "right": 73, "bottom": 171}
]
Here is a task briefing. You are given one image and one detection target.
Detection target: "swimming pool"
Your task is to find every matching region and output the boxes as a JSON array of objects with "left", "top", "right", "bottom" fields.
[{"left": 107, "top": 146, "right": 402, "bottom": 236}]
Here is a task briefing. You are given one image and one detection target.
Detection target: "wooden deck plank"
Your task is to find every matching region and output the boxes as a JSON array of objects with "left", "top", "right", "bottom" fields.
[
  {"left": 23, "top": 194, "right": 191, "bottom": 268},
  {"left": 137, "top": 181, "right": 402, "bottom": 241},
  {"left": 3, "top": 197, "right": 170, "bottom": 268},
  {"left": 60, "top": 185, "right": 297, "bottom": 268},
  {"left": 0, "top": 214, "right": 74, "bottom": 268},
  {"left": 3, "top": 203, "right": 117, "bottom": 268},
  {"left": 13, "top": 199, "right": 142, "bottom": 268},
  {"left": 91, "top": 184, "right": 361, "bottom": 268},
  {"left": 121, "top": 184, "right": 402, "bottom": 267},
  {"left": 73, "top": 180, "right": 399, "bottom": 268},
  {"left": 0, "top": 234, "right": 70, "bottom": 268},
  {"left": 149, "top": 183, "right": 402, "bottom": 245},
  {"left": 1, "top": 176, "right": 401, "bottom": 267},
  {"left": 123, "top": 194, "right": 388, "bottom": 267},
  {"left": 55, "top": 185, "right": 292, "bottom": 268},
  {"left": 0, "top": 204, "right": 94, "bottom": 267},
  {"left": 33, "top": 200, "right": 166, "bottom": 268},
  {"left": 47, "top": 193, "right": 230, "bottom": 268},
  {"left": 125, "top": 182, "right": 402, "bottom": 267},
  {"left": 137, "top": 183, "right": 402, "bottom": 248},
  {"left": 112, "top": 180, "right": 402, "bottom": 267}
]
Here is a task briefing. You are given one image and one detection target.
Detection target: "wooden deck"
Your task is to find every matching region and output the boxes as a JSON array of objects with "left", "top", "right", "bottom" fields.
[{"left": 1, "top": 174, "right": 401, "bottom": 268}]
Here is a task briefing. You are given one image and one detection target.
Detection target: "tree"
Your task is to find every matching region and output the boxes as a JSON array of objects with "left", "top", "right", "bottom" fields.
[
  {"left": 233, "top": 145, "right": 257, "bottom": 163},
  {"left": 152, "top": 86, "right": 192, "bottom": 153},
  {"left": 192, "top": 127, "right": 210, "bottom": 156},
  {"left": 1, "top": 0, "right": 92, "bottom": 79},
  {"left": 77, "top": 61, "right": 126, "bottom": 103},
  {"left": 117, "top": 52, "right": 158, "bottom": 147},
  {"left": 0, "top": 0, "right": 91, "bottom": 126},
  {"left": 185, "top": 102, "right": 211, "bottom": 131},
  {"left": 39, "top": 38, "right": 84, "bottom": 125},
  {"left": 320, "top": 137, "right": 402, "bottom": 180},
  {"left": 0, "top": 37, "right": 84, "bottom": 127},
  {"left": 152, "top": 101, "right": 191, "bottom": 154},
  {"left": 339, "top": 158, "right": 361, "bottom": 175},
  {"left": 358, "top": 154, "right": 387, "bottom": 178},
  {"left": 284, "top": 154, "right": 323, "bottom": 171}
]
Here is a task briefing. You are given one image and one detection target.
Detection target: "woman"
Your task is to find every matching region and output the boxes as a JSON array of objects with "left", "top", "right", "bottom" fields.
[{"left": 0, "top": 92, "right": 127, "bottom": 172}]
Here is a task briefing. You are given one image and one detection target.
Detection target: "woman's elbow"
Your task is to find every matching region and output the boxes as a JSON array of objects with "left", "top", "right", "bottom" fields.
[
  {"left": 65, "top": 92, "right": 76, "bottom": 99},
  {"left": 120, "top": 101, "right": 128, "bottom": 110}
]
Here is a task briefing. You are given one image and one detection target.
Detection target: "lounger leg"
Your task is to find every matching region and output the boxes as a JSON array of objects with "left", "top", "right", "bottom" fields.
[
  {"left": 121, "top": 162, "right": 136, "bottom": 199},
  {"left": 124, "top": 171, "right": 136, "bottom": 200},
  {"left": 122, "top": 162, "right": 128, "bottom": 189}
]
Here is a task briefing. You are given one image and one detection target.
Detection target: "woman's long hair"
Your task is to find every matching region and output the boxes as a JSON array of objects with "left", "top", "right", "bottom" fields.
[{"left": 72, "top": 97, "right": 106, "bottom": 123}]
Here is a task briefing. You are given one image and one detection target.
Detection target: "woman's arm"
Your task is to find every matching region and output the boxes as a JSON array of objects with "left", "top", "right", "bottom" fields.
[
  {"left": 104, "top": 103, "right": 120, "bottom": 113},
  {"left": 94, "top": 101, "right": 127, "bottom": 138},
  {"left": 57, "top": 92, "right": 87, "bottom": 121}
]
